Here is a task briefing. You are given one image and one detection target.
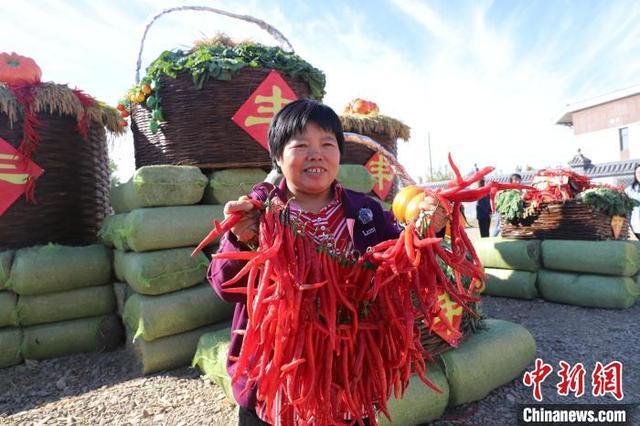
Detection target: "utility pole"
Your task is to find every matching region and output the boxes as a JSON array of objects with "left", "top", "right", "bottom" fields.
[{"left": 427, "top": 131, "right": 433, "bottom": 180}]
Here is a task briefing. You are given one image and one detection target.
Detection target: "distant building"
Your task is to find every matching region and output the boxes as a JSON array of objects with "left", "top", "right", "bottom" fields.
[{"left": 557, "top": 84, "right": 640, "bottom": 162}]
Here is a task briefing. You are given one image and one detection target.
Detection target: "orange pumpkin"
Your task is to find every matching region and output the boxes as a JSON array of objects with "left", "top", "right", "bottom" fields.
[
  {"left": 352, "top": 99, "right": 369, "bottom": 114},
  {"left": 365, "top": 100, "right": 379, "bottom": 114},
  {"left": 392, "top": 185, "right": 424, "bottom": 223},
  {"left": 0, "top": 52, "right": 42, "bottom": 85},
  {"left": 344, "top": 98, "right": 380, "bottom": 115}
]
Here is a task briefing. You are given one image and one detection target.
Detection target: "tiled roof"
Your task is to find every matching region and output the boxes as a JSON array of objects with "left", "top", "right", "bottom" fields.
[{"left": 422, "top": 158, "right": 639, "bottom": 188}]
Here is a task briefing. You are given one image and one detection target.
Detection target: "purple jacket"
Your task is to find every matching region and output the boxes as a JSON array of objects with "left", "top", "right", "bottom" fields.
[{"left": 207, "top": 180, "right": 401, "bottom": 410}]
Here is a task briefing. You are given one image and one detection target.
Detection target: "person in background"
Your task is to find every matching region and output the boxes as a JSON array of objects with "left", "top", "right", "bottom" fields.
[
  {"left": 624, "top": 164, "right": 640, "bottom": 240},
  {"left": 491, "top": 173, "right": 522, "bottom": 237},
  {"left": 476, "top": 178, "right": 491, "bottom": 237}
]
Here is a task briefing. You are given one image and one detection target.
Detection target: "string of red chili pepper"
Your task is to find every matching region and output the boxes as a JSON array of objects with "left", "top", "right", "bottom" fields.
[
  {"left": 202, "top": 205, "right": 442, "bottom": 425},
  {"left": 193, "top": 156, "right": 532, "bottom": 425},
  {"left": 517, "top": 169, "right": 592, "bottom": 211},
  {"left": 5, "top": 84, "right": 101, "bottom": 202},
  {"left": 71, "top": 89, "right": 96, "bottom": 139},
  {"left": 7, "top": 83, "right": 42, "bottom": 202}
]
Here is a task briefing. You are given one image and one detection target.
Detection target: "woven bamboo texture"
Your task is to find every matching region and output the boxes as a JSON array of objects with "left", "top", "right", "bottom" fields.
[
  {"left": 342, "top": 132, "right": 404, "bottom": 202},
  {"left": 0, "top": 114, "right": 110, "bottom": 250},
  {"left": 132, "top": 68, "right": 310, "bottom": 169},
  {"left": 501, "top": 200, "right": 630, "bottom": 240},
  {"left": 341, "top": 131, "right": 397, "bottom": 165},
  {"left": 417, "top": 305, "right": 481, "bottom": 357},
  {"left": 131, "top": 5, "right": 309, "bottom": 169},
  {"left": 340, "top": 114, "right": 410, "bottom": 201}
]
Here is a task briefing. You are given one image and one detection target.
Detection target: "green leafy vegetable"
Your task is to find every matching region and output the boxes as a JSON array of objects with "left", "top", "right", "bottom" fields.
[
  {"left": 495, "top": 190, "right": 526, "bottom": 223},
  {"left": 142, "top": 42, "right": 326, "bottom": 99},
  {"left": 127, "top": 40, "right": 326, "bottom": 134},
  {"left": 579, "top": 186, "right": 639, "bottom": 217}
]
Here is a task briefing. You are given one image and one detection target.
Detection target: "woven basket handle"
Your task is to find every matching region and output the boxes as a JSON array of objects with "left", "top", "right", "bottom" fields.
[
  {"left": 135, "top": 5, "right": 295, "bottom": 83},
  {"left": 344, "top": 132, "right": 416, "bottom": 187}
]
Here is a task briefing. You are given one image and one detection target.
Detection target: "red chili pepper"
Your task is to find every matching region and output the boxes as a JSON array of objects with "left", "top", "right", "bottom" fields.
[
  {"left": 192, "top": 199, "right": 263, "bottom": 256},
  {"left": 212, "top": 251, "right": 259, "bottom": 261},
  {"left": 280, "top": 358, "right": 306, "bottom": 375},
  {"left": 217, "top": 156, "right": 497, "bottom": 425}
]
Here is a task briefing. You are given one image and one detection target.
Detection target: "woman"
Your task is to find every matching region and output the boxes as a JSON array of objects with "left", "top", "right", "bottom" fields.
[
  {"left": 208, "top": 99, "right": 445, "bottom": 425},
  {"left": 624, "top": 164, "right": 640, "bottom": 239}
]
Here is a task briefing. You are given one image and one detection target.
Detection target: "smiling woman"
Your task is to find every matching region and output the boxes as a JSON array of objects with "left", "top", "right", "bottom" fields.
[
  {"left": 205, "top": 98, "right": 457, "bottom": 426},
  {"left": 270, "top": 100, "right": 344, "bottom": 213},
  {"left": 276, "top": 122, "right": 341, "bottom": 212}
]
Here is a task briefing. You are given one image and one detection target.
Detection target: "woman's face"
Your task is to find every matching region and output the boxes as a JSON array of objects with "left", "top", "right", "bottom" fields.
[
  {"left": 276, "top": 122, "right": 341, "bottom": 197},
  {"left": 635, "top": 166, "right": 640, "bottom": 182}
]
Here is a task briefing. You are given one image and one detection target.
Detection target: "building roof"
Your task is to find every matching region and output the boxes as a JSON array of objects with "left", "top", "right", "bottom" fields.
[
  {"left": 556, "top": 84, "right": 640, "bottom": 126},
  {"left": 422, "top": 156, "right": 639, "bottom": 189}
]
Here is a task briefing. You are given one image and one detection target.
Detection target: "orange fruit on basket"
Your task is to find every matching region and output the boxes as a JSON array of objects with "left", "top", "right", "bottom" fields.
[
  {"left": 0, "top": 52, "right": 41, "bottom": 85},
  {"left": 392, "top": 185, "right": 424, "bottom": 223},
  {"left": 344, "top": 98, "right": 380, "bottom": 115}
]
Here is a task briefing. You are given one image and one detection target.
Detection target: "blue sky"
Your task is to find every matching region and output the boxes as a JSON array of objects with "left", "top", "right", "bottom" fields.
[{"left": 2, "top": 0, "right": 640, "bottom": 181}]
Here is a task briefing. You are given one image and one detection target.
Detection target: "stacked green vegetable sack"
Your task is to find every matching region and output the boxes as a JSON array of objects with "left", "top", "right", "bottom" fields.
[
  {"left": 474, "top": 238, "right": 541, "bottom": 299},
  {"left": 192, "top": 319, "right": 536, "bottom": 425},
  {"left": 106, "top": 163, "right": 378, "bottom": 372},
  {"left": 474, "top": 238, "right": 640, "bottom": 308},
  {"left": 201, "top": 165, "right": 376, "bottom": 205},
  {"left": 101, "top": 165, "right": 235, "bottom": 374},
  {"left": 0, "top": 245, "right": 121, "bottom": 368},
  {"left": 537, "top": 240, "right": 640, "bottom": 309}
]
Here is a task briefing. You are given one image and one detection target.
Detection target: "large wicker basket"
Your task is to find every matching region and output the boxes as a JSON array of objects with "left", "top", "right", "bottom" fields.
[
  {"left": 130, "top": 6, "right": 316, "bottom": 169},
  {"left": 341, "top": 114, "right": 410, "bottom": 203},
  {"left": 132, "top": 68, "right": 310, "bottom": 169},
  {"left": 501, "top": 200, "right": 630, "bottom": 240},
  {"left": 0, "top": 89, "right": 118, "bottom": 250},
  {"left": 340, "top": 114, "right": 410, "bottom": 164},
  {"left": 342, "top": 130, "right": 398, "bottom": 165}
]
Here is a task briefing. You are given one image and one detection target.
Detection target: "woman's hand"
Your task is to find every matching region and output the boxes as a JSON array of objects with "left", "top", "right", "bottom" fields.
[
  {"left": 419, "top": 195, "right": 449, "bottom": 233},
  {"left": 225, "top": 195, "right": 260, "bottom": 244}
]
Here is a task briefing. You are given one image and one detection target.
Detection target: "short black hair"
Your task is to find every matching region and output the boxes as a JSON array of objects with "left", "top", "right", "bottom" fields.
[
  {"left": 267, "top": 99, "right": 345, "bottom": 172},
  {"left": 633, "top": 164, "right": 640, "bottom": 189},
  {"left": 509, "top": 173, "right": 522, "bottom": 183}
]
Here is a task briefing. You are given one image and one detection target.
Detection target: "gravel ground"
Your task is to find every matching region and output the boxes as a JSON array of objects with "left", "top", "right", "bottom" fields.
[
  {"left": 2, "top": 295, "right": 638, "bottom": 425},
  {"left": 0, "top": 350, "right": 238, "bottom": 425},
  {"left": 433, "top": 295, "right": 640, "bottom": 425}
]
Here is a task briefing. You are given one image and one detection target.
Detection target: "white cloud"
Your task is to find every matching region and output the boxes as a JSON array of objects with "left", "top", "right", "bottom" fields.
[
  {"left": 389, "top": 0, "right": 460, "bottom": 44},
  {"left": 1, "top": 0, "right": 639, "bottom": 183}
]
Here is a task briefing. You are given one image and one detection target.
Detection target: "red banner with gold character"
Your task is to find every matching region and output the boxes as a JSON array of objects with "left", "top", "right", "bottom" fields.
[
  {"left": 365, "top": 152, "right": 394, "bottom": 200},
  {"left": 0, "top": 137, "right": 44, "bottom": 215},
  {"left": 431, "top": 289, "right": 463, "bottom": 346},
  {"left": 232, "top": 70, "right": 297, "bottom": 150}
]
